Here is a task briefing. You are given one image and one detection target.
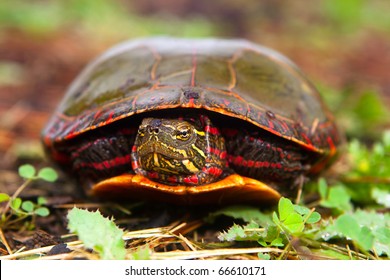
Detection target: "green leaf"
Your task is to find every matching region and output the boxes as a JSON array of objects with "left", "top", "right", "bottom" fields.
[
  {"left": 357, "top": 226, "right": 375, "bottom": 251},
  {"left": 374, "top": 227, "right": 390, "bottom": 256},
  {"left": 293, "top": 204, "right": 310, "bottom": 216},
  {"left": 21, "top": 201, "right": 34, "bottom": 213},
  {"left": 372, "top": 188, "right": 390, "bottom": 207},
  {"left": 352, "top": 210, "right": 390, "bottom": 256},
  {"left": 320, "top": 185, "right": 352, "bottom": 212},
  {"left": 218, "top": 223, "right": 262, "bottom": 242},
  {"left": 10, "top": 198, "right": 22, "bottom": 210},
  {"left": 67, "top": 208, "right": 126, "bottom": 260},
  {"left": 334, "top": 214, "right": 360, "bottom": 237},
  {"left": 219, "top": 224, "right": 246, "bottom": 241},
  {"left": 18, "top": 164, "right": 36, "bottom": 179},
  {"left": 318, "top": 178, "right": 328, "bottom": 199},
  {"left": 272, "top": 211, "right": 280, "bottom": 225},
  {"left": 278, "top": 197, "right": 295, "bottom": 221},
  {"left": 207, "top": 205, "right": 272, "bottom": 227},
  {"left": 313, "top": 249, "right": 351, "bottom": 260},
  {"left": 34, "top": 207, "right": 50, "bottom": 217},
  {"left": 37, "top": 167, "right": 58, "bottom": 182},
  {"left": 352, "top": 210, "right": 389, "bottom": 229},
  {"left": 334, "top": 214, "right": 374, "bottom": 251},
  {"left": 37, "top": 196, "right": 48, "bottom": 206},
  {"left": 293, "top": 205, "right": 321, "bottom": 224},
  {"left": 305, "top": 211, "right": 321, "bottom": 224},
  {"left": 328, "top": 210, "right": 389, "bottom": 256},
  {"left": 0, "top": 193, "right": 10, "bottom": 203},
  {"left": 128, "top": 246, "right": 150, "bottom": 260},
  {"left": 283, "top": 212, "right": 304, "bottom": 233},
  {"left": 276, "top": 198, "right": 305, "bottom": 234},
  {"left": 257, "top": 225, "right": 287, "bottom": 247},
  {"left": 258, "top": 253, "right": 271, "bottom": 260},
  {"left": 270, "top": 237, "right": 284, "bottom": 247}
]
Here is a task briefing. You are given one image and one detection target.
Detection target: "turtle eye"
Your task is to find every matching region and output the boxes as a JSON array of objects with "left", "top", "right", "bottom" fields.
[{"left": 176, "top": 126, "right": 191, "bottom": 141}]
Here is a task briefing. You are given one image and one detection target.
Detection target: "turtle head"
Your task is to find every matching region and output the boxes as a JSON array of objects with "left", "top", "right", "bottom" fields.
[{"left": 131, "top": 115, "right": 227, "bottom": 185}]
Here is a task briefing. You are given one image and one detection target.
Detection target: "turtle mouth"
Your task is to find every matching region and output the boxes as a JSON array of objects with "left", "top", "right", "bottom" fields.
[{"left": 138, "top": 141, "right": 189, "bottom": 160}]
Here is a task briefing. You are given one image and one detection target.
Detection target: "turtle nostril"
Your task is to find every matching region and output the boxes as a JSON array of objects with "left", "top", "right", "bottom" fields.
[{"left": 148, "top": 127, "right": 159, "bottom": 134}]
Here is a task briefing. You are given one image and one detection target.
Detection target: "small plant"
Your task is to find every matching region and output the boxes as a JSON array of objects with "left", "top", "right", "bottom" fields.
[
  {"left": 343, "top": 131, "right": 390, "bottom": 205},
  {"left": 216, "top": 198, "right": 320, "bottom": 246},
  {"left": 0, "top": 164, "right": 57, "bottom": 230},
  {"left": 67, "top": 207, "right": 126, "bottom": 260},
  {"left": 322, "top": 210, "right": 390, "bottom": 257},
  {"left": 318, "top": 178, "right": 352, "bottom": 213}
]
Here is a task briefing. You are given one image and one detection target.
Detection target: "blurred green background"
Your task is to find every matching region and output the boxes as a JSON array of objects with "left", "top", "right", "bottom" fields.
[{"left": 0, "top": 0, "right": 389, "bottom": 146}]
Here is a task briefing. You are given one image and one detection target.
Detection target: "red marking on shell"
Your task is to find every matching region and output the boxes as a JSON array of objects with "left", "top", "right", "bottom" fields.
[
  {"left": 301, "top": 132, "right": 313, "bottom": 146},
  {"left": 327, "top": 136, "right": 337, "bottom": 158},
  {"left": 327, "top": 136, "right": 336, "bottom": 151},
  {"left": 280, "top": 121, "right": 290, "bottom": 132},
  {"left": 268, "top": 119, "right": 274, "bottom": 130},
  {"left": 66, "top": 120, "right": 82, "bottom": 140},
  {"left": 191, "top": 51, "right": 197, "bottom": 87},
  {"left": 106, "top": 111, "right": 115, "bottom": 123},
  {"left": 93, "top": 110, "right": 101, "bottom": 119}
]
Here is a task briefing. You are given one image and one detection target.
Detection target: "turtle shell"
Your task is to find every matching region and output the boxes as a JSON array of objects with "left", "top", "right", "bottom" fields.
[{"left": 42, "top": 37, "right": 341, "bottom": 204}]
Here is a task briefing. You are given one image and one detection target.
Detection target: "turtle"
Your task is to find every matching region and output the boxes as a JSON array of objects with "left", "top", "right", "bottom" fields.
[{"left": 42, "top": 37, "right": 341, "bottom": 204}]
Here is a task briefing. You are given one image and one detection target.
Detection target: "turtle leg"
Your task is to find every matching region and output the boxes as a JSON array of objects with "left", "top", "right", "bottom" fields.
[
  {"left": 69, "top": 128, "right": 137, "bottom": 183},
  {"left": 222, "top": 128, "right": 316, "bottom": 192}
]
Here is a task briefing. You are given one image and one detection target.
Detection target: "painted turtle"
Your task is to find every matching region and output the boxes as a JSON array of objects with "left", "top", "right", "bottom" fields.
[{"left": 42, "top": 37, "right": 341, "bottom": 204}]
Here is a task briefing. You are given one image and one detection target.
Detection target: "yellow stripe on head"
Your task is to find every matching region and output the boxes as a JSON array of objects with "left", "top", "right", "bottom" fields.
[{"left": 194, "top": 129, "right": 205, "bottom": 136}]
